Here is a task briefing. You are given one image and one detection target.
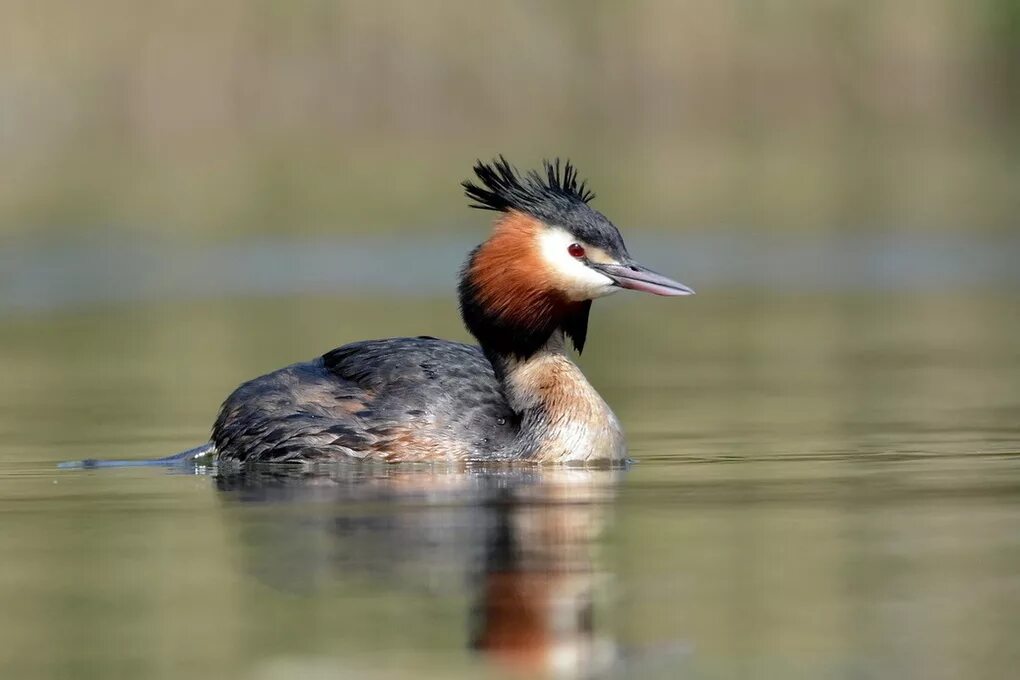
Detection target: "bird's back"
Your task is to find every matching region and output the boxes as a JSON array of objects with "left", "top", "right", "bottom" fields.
[{"left": 213, "top": 337, "right": 519, "bottom": 464}]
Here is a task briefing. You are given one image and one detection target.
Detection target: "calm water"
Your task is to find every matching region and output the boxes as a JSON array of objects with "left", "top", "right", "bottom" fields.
[{"left": 1, "top": 277, "right": 1019, "bottom": 678}]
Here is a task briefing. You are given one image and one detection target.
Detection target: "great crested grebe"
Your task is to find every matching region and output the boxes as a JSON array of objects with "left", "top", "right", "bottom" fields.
[{"left": 192, "top": 158, "right": 692, "bottom": 466}]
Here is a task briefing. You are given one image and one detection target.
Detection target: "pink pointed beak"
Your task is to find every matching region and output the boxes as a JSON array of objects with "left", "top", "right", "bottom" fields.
[{"left": 591, "top": 261, "right": 695, "bottom": 297}]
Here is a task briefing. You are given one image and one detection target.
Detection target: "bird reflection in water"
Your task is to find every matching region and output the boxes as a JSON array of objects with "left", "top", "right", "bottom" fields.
[{"left": 214, "top": 465, "right": 621, "bottom": 678}]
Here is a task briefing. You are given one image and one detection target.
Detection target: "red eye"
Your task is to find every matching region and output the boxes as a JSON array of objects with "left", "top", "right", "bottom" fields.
[{"left": 567, "top": 243, "right": 585, "bottom": 258}]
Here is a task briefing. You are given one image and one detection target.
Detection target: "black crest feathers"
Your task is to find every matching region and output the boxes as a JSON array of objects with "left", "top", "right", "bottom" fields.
[{"left": 462, "top": 156, "right": 595, "bottom": 215}]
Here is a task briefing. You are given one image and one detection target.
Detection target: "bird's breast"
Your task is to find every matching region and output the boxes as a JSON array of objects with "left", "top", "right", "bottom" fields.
[{"left": 504, "top": 354, "right": 626, "bottom": 463}]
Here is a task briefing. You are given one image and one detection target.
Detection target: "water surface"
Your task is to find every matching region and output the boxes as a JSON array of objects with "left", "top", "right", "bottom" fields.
[{"left": 1, "top": 286, "right": 1018, "bottom": 679}]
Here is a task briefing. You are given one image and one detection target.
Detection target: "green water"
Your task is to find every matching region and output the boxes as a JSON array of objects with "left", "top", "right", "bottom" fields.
[{"left": 1, "top": 292, "right": 1018, "bottom": 679}]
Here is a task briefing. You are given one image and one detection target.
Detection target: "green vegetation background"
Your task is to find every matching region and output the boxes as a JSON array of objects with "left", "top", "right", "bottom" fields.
[{"left": 2, "top": 0, "right": 1018, "bottom": 240}]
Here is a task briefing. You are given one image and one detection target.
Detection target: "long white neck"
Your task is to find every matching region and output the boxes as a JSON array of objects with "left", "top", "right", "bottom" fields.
[{"left": 496, "top": 332, "right": 626, "bottom": 464}]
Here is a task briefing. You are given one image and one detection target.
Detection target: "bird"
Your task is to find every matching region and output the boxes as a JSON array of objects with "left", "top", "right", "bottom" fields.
[{"left": 70, "top": 157, "right": 693, "bottom": 470}]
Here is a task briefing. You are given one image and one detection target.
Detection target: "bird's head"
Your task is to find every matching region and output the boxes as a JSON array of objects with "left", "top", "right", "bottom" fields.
[{"left": 459, "top": 157, "right": 692, "bottom": 360}]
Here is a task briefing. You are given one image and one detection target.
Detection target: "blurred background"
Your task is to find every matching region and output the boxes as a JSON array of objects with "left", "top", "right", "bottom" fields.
[
  {"left": 2, "top": 3, "right": 1019, "bottom": 680},
  {"left": 2, "top": 0, "right": 1019, "bottom": 241},
  {"left": 3, "top": 0, "right": 1019, "bottom": 313}
]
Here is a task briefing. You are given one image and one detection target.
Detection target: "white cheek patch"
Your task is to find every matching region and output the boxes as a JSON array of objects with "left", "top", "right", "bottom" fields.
[{"left": 537, "top": 228, "right": 619, "bottom": 301}]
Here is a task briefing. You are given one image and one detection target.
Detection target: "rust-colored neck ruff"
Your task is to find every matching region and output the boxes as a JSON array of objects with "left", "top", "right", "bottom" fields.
[
  {"left": 471, "top": 212, "right": 582, "bottom": 328},
  {"left": 459, "top": 212, "right": 590, "bottom": 360}
]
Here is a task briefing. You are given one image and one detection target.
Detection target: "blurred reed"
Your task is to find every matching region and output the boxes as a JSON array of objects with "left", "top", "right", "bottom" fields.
[{"left": 1, "top": 0, "right": 1017, "bottom": 238}]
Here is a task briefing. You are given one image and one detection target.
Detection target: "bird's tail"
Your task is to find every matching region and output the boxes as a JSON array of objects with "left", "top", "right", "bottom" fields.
[{"left": 58, "top": 442, "right": 216, "bottom": 469}]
